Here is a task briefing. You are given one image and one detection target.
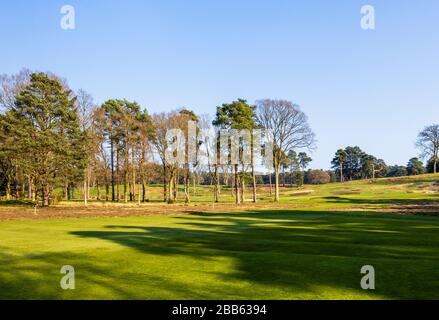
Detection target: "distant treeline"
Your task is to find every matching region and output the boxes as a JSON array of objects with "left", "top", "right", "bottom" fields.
[{"left": 331, "top": 146, "right": 437, "bottom": 183}]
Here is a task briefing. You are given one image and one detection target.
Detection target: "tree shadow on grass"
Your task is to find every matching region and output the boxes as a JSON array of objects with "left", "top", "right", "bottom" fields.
[
  {"left": 71, "top": 210, "right": 439, "bottom": 299},
  {"left": 0, "top": 250, "right": 142, "bottom": 299}
]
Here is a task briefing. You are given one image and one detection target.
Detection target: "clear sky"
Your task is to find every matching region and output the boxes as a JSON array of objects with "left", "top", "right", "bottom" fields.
[{"left": 1, "top": 0, "right": 438, "bottom": 169}]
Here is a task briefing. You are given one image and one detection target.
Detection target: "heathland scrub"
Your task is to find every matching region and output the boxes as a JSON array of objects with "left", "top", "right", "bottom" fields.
[{"left": 0, "top": 174, "right": 438, "bottom": 299}]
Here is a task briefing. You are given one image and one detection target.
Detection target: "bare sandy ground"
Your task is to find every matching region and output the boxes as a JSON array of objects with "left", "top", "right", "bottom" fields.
[{"left": 0, "top": 202, "right": 313, "bottom": 221}]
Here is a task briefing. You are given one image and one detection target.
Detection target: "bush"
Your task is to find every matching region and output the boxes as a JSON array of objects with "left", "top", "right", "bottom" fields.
[{"left": 307, "top": 170, "right": 331, "bottom": 185}]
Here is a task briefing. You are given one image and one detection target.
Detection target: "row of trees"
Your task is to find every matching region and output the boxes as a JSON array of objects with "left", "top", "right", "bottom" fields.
[
  {"left": 387, "top": 157, "right": 437, "bottom": 177},
  {"left": 331, "top": 146, "right": 387, "bottom": 182},
  {"left": 0, "top": 70, "right": 315, "bottom": 206},
  {"left": 1, "top": 70, "right": 437, "bottom": 206},
  {"left": 331, "top": 146, "right": 438, "bottom": 182}
]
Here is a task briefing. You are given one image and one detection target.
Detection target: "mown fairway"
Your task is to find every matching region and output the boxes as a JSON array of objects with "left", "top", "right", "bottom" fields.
[{"left": 1, "top": 174, "right": 439, "bottom": 300}]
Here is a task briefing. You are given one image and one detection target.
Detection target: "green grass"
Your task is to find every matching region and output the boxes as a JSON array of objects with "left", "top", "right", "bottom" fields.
[{"left": 1, "top": 174, "right": 439, "bottom": 299}]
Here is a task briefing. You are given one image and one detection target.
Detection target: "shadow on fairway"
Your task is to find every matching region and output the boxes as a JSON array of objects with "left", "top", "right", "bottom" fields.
[
  {"left": 0, "top": 250, "right": 140, "bottom": 299},
  {"left": 71, "top": 210, "right": 439, "bottom": 299}
]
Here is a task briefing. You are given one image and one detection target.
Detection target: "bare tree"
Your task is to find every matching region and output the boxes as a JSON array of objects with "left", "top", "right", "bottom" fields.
[
  {"left": 416, "top": 124, "right": 439, "bottom": 174},
  {"left": 76, "top": 89, "right": 97, "bottom": 206},
  {"left": 197, "top": 114, "right": 211, "bottom": 195},
  {"left": 199, "top": 113, "right": 220, "bottom": 202},
  {"left": 152, "top": 111, "right": 181, "bottom": 203},
  {"left": 0, "top": 69, "right": 31, "bottom": 112},
  {"left": 256, "top": 99, "right": 315, "bottom": 201}
]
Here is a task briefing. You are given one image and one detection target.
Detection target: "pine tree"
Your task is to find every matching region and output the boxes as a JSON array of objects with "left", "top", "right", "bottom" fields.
[{"left": 0, "top": 73, "right": 87, "bottom": 206}]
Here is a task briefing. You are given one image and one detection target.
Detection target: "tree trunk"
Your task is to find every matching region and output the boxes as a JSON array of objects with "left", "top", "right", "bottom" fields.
[
  {"left": 214, "top": 164, "right": 219, "bottom": 203},
  {"left": 83, "top": 170, "right": 88, "bottom": 206},
  {"left": 42, "top": 178, "right": 50, "bottom": 206},
  {"left": 21, "top": 171, "right": 25, "bottom": 199},
  {"left": 67, "top": 184, "right": 71, "bottom": 201},
  {"left": 282, "top": 166, "right": 286, "bottom": 188},
  {"left": 173, "top": 172, "right": 177, "bottom": 201},
  {"left": 168, "top": 168, "right": 175, "bottom": 204},
  {"left": 274, "top": 165, "right": 280, "bottom": 202},
  {"left": 110, "top": 138, "right": 115, "bottom": 201},
  {"left": 193, "top": 172, "right": 196, "bottom": 195},
  {"left": 116, "top": 147, "right": 120, "bottom": 202},
  {"left": 184, "top": 164, "right": 190, "bottom": 204},
  {"left": 234, "top": 164, "right": 241, "bottom": 205},
  {"left": 6, "top": 180, "right": 11, "bottom": 201},
  {"left": 28, "top": 176, "right": 33, "bottom": 201},
  {"left": 87, "top": 168, "right": 91, "bottom": 202},
  {"left": 131, "top": 145, "right": 136, "bottom": 203},
  {"left": 269, "top": 173, "right": 272, "bottom": 196},
  {"left": 105, "top": 183, "right": 109, "bottom": 201},
  {"left": 96, "top": 179, "right": 100, "bottom": 201},
  {"left": 251, "top": 160, "right": 257, "bottom": 203},
  {"left": 290, "top": 165, "right": 293, "bottom": 187},
  {"left": 15, "top": 165, "right": 20, "bottom": 200},
  {"left": 241, "top": 162, "right": 245, "bottom": 203},
  {"left": 70, "top": 184, "right": 75, "bottom": 200},
  {"left": 31, "top": 180, "right": 36, "bottom": 202},
  {"left": 163, "top": 163, "right": 168, "bottom": 202},
  {"left": 123, "top": 145, "right": 128, "bottom": 203}
]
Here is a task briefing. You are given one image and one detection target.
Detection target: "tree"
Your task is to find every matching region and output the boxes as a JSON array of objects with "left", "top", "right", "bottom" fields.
[
  {"left": 0, "top": 69, "right": 31, "bottom": 112},
  {"left": 298, "top": 152, "right": 312, "bottom": 173},
  {"left": 327, "top": 170, "right": 337, "bottom": 183},
  {"left": 0, "top": 73, "right": 87, "bottom": 206},
  {"left": 0, "top": 126, "right": 17, "bottom": 200},
  {"left": 407, "top": 157, "right": 425, "bottom": 176},
  {"left": 213, "top": 99, "right": 257, "bottom": 204},
  {"left": 151, "top": 112, "right": 170, "bottom": 202},
  {"left": 331, "top": 147, "right": 386, "bottom": 181},
  {"left": 343, "top": 146, "right": 364, "bottom": 180},
  {"left": 178, "top": 108, "right": 199, "bottom": 204},
  {"left": 0, "top": 70, "right": 32, "bottom": 200},
  {"left": 76, "top": 89, "right": 97, "bottom": 205},
  {"left": 152, "top": 110, "right": 189, "bottom": 203},
  {"left": 386, "top": 165, "right": 408, "bottom": 177},
  {"left": 256, "top": 99, "right": 315, "bottom": 202},
  {"left": 136, "top": 109, "right": 154, "bottom": 203},
  {"left": 372, "top": 158, "right": 388, "bottom": 178},
  {"left": 99, "top": 100, "right": 123, "bottom": 202},
  {"left": 287, "top": 150, "right": 299, "bottom": 186},
  {"left": 426, "top": 157, "right": 439, "bottom": 174},
  {"left": 360, "top": 154, "right": 387, "bottom": 179},
  {"left": 331, "top": 149, "right": 347, "bottom": 182},
  {"left": 416, "top": 124, "right": 439, "bottom": 174},
  {"left": 199, "top": 114, "right": 217, "bottom": 200},
  {"left": 295, "top": 171, "right": 304, "bottom": 188},
  {"left": 97, "top": 99, "right": 144, "bottom": 203}
]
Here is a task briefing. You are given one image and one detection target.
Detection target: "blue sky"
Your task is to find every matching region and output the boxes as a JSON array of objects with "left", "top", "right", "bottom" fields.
[{"left": 1, "top": 0, "right": 438, "bottom": 169}]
